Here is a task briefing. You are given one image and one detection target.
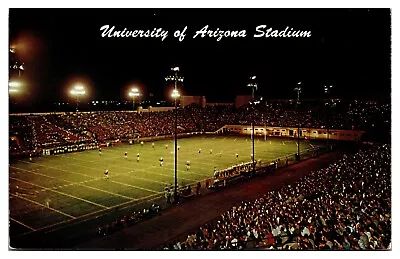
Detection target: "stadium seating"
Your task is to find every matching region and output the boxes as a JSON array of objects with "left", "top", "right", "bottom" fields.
[{"left": 164, "top": 144, "right": 391, "bottom": 250}]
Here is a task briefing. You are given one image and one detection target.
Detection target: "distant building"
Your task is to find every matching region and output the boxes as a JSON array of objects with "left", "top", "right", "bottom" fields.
[{"left": 180, "top": 96, "right": 206, "bottom": 108}]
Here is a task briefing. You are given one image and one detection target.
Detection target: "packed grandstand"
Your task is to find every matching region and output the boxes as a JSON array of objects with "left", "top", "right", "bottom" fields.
[{"left": 163, "top": 144, "right": 391, "bottom": 250}]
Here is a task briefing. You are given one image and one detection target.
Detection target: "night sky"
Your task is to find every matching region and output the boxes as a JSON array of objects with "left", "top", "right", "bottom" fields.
[{"left": 9, "top": 8, "right": 391, "bottom": 107}]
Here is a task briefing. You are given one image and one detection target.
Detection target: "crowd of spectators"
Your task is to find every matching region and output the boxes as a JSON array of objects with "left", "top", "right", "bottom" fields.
[
  {"left": 9, "top": 116, "right": 34, "bottom": 152},
  {"left": 201, "top": 100, "right": 390, "bottom": 131},
  {"left": 9, "top": 100, "right": 390, "bottom": 153},
  {"left": 164, "top": 144, "right": 391, "bottom": 250}
]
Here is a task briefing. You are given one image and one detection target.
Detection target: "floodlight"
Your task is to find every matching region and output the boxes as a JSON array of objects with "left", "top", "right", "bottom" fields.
[
  {"left": 171, "top": 89, "right": 180, "bottom": 99},
  {"left": 70, "top": 89, "right": 85, "bottom": 95},
  {"left": 129, "top": 92, "right": 140, "bottom": 97},
  {"left": 9, "top": 81, "right": 21, "bottom": 88},
  {"left": 129, "top": 88, "right": 140, "bottom": 98}
]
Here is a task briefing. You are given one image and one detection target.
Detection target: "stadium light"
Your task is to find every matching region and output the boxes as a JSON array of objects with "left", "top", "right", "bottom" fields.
[
  {"left": 9, "top": 80, "right": 23, "bottom": 97},
  {"left": 8, "top": 88, "right": 19, "bottom": 93},
  {"left": 324, "top": 85, "right": 333, "bottom": 94},
  {"left": 70, "top": 84, "right": 86, "bottom": 112},
  {"left": 294, "top": 82, "right": 303, "bottom": 160},
  {"left": 294, "top": 83, "right": 302, "bottom": 105},
  {"left": 128, "top": 87, "right": 141, "bottom": 110},
  {"left": 247, "top": 75, "right": 258, "bottom": 177},
  {"left": 324, "top": 85, "right": 334, "bottom": 148},
  {"left": 9, "top": 81, "right": 21, "bottom": 88},
  {"left": 171, "top": 89, "right": 180, "bottom": 99},
  {"left": 165, "top": 66, "right": 184, "bottom": 203}
]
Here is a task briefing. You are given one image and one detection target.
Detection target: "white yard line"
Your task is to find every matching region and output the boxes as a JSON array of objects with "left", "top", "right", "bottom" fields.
[
  {"left": 9, "top": 217, "right": 36, "bottom": 231},
  {"left": 10, "top": 192, "right": 77, "bottom": 219},
  {"left": 11, "top": 165, "right": 137, "bottom": 201},
  {"left": 10, "top": 177, "right": 108, "bottom": 209}
]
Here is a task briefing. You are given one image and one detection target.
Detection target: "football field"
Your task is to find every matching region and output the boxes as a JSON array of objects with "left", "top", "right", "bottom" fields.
[{"left": 9, "top": 135, "right": 319, "bottom": 238}]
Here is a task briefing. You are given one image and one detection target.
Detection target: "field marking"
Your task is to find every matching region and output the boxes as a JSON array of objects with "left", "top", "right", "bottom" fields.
[
  {"left": 10, "top": 177, "right": 108, "bottom": 209},
  {"left": 14, "top": 191, "right": 165, "bottom": 237},
  {"left": 50, "top": 157, "right": 168, "bottom": 185},
  {"left": 10, "top": 165, "right": 137, "bottom": 201},
  {"left": 108, "top": 180, "right": 160, "bottom": 194},
  {"left": 22, "top": 138, "right": 310, "bottom": 189},
  {"left": 10, "top": 193, "right": 76, "bottom": 219},
  {"left": 55, "top": 138, "right": 303, "bottom": 181},
  {"left": 14, "top": 163, "right": 148, "bottom": 200},
  {"left": 44, "top": 192, "right": 164, "bottom": 234},
  {"left": 9, "top": 217, "right": 37, "bottom": 231},
  {"left": 55, "top": 154, "right": 199, "bottom": 182},
  {"left": 17, "top": 159, "right": 95, "bottom": 179},
  {"left": 28, "top": 157, "right": 165, "bottom": 194},
  {"left": 93, "top": 145, "right": 266, "bottom": 184},
  {"left": 61, "top": 146, "right": 221, "bottom": 169},
  {"left": 64, "top": 145, "right": 234, "bottom": 175},
  {"left": 15, "top": 160, "right": 166, "bottom": 198},
  {"left": 121, "top": 172, "right": 167, "bottom": 185}
]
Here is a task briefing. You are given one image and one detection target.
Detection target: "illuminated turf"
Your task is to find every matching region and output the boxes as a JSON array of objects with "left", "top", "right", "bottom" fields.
[{"left": 9, "top": 135, "right": 319, "bottom": 237}]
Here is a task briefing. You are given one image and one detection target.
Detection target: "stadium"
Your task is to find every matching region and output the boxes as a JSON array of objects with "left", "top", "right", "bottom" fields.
[{"left": 8, "top": 8, "right": 391, "bottom": 250}]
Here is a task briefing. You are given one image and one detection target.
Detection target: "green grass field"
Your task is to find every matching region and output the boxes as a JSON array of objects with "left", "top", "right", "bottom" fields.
[{"left": 9, "top": 135, "right": 319, "bottom": 238}]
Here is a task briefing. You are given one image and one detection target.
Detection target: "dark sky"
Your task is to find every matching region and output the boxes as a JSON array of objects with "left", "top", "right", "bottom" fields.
[{"left": 9, "top": 8, "right": 391, "bottom": 105}]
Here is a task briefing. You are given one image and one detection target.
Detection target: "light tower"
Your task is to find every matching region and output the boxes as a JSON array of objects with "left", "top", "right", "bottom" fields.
[
  {"left": 324, "top": 85, "right": 333, "bottom": 147},
  {"left": 9, "top": 47, "right": 25, "bottom": 107},
  {"left": 165, "top": 67, "right": 184, "bottom": 202},
  {"left": 70, "top": 84, "right": 86, "bottom": 112},
  {"left": 128, "top": 87, "right": 140, "bottom": 111},
  {"left": 247, "top": 76, "right": 258, "bottom": 176},
  {"left": 294, "top": 82, "right": 302, "bottom": 160}
]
